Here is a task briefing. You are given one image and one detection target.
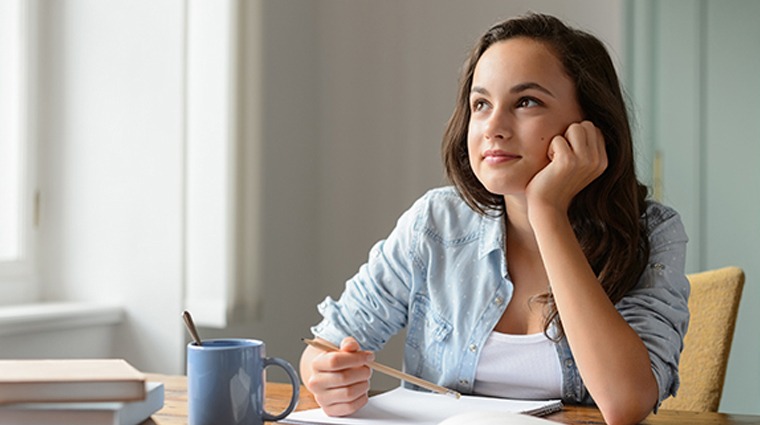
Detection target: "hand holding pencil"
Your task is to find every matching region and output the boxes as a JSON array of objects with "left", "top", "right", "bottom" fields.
[
  {"left": 302, "top": 337, "right": 460, "bottom": 417},
  {"left": 301, "top": 337, "right": 378, "bottom": 417}
]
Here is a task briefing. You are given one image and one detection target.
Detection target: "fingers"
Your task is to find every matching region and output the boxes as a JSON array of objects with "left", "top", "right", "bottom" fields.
[
  {"left": 528, "top": 120, "right": 609, "bottom": 212},
  {"left": 312, "top": 349, "right": 374, "bottom": 373},
  {"left": 564, "top": 121, "right": 602, "bottom": 152},
  {"left": 565, "top": 121, "right": 606, "bottom": 158},
  {"left": 547, "top": 133, "right": 572, "bottom": 162},
  {"left": 560, "top": 121, "right": 608, "bottom": 176},
  {"left": 305, "top": 337, "right": 375, "bottom": 417},
  {"left": 307, "top": 361, "right": 372, "bottom": 396},
  {"left": 315, "top": 379, "right": 371, "bottom": 416},
  {"left": 308, "top": 360, "right": 372, "bottom": 416}
]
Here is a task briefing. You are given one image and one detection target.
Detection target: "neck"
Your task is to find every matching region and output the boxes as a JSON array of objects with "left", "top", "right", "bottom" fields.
[{"left": 503, "top": 195, "right": 539, "bottom": 253}]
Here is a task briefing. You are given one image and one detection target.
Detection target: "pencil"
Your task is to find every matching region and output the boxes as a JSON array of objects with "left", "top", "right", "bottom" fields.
[{"left": 302, "top": 337, "right": 461, "bottom": 399}]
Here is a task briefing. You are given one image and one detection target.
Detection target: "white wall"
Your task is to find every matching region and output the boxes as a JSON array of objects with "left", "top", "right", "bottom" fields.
[{"left": 36, "top": 0, "right": 185, "bottom": 374}]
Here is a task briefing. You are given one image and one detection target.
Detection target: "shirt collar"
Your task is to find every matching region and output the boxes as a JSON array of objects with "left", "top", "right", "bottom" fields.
[{"left": 478, "top": 212, "right": 505, "bottom": 259}]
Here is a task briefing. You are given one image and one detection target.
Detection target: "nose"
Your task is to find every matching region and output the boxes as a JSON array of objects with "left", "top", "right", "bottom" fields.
[{"left": 483, "top": 109, "right": 511, "bottom": 140}]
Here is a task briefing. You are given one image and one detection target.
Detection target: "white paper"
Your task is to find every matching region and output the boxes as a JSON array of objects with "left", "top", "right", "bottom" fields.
[
  {"left": 279, "top": 387, "right": 562, "bottom": 425},
  {"left": 438, "top": 411, "right": 559, "bottom": 425}
]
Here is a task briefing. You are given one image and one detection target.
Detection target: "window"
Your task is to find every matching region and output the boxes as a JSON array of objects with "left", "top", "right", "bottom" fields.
[
  {"left": 184, "top": 0, "right": 263, "bottom": 327},
  {"left": 0, "top": 0, "right": 36, "bottom": 304}
]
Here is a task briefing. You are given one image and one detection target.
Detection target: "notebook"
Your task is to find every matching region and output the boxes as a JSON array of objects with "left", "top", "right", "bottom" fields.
[
  {"left": 438, "top": 411, "right": 559, "bottom": 425},
  {"left": 279, "top": 387, "right": 562, "bottom": 425},
  {"left": 0, "top": 381, "right": 164, "bottom": 425}
]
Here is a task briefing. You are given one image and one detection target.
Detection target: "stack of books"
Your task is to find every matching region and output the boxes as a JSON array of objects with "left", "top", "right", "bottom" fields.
[{"left": 0, "top": 358, "right": 164, "bottom": 425}]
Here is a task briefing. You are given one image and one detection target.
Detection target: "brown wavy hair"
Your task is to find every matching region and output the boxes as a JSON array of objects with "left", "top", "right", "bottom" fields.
[{"left": 442, "top": 13, "right": 650, "bottom": 339}]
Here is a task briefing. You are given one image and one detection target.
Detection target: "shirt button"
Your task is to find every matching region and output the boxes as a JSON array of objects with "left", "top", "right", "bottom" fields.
[
  {"left": 494, "top": 296, "right": 504, "bottom": 306},
  {"left": 469, "top": 344, "right": 477, "bottom": 352},
  {"left": 459, "top": 379, "right": 469, "bottom": 385},
  {"left": 564, "top": 359, "right": 574, "bottom": 368},
  {"left": 652, "top": 262, "right": 665, "bottom": 271}
]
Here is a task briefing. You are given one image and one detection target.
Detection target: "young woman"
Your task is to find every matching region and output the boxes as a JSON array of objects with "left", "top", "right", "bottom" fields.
[{"left": 299, "top": 13, "right": 689, "bottom": 425}]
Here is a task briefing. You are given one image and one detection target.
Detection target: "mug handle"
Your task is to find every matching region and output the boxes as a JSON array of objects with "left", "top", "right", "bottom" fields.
[{"left": 261, "top": 357, "right": 301, "bottom": 421}]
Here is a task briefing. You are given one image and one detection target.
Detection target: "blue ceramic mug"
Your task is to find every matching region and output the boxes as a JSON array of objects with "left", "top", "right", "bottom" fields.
[{"left": 187, "top": 339, "right": 300, "bottom": 425}]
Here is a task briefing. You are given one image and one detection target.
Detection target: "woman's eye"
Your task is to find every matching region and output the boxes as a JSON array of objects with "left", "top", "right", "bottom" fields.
[
  {"left": 471, "top": 99, "right": 489, "bottom": 112},
  {"left": 516, "top": 97, "right": 540, "bottom": 108}
]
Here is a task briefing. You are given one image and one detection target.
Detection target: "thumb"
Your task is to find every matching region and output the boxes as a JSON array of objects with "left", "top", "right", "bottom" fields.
[{"left": 547, "top": 135, "right": 571, "bottom": 161}]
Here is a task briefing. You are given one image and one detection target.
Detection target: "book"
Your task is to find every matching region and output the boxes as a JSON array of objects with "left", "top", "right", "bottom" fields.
[
  {"left": 0, "top": 359, "right": 146, "bottom": 404},
  {"left": 279, "top": 387, "right": 563, "bottom": 425},
  {"left": 0, "top": 381, "right": 164, "bottom": 425}
]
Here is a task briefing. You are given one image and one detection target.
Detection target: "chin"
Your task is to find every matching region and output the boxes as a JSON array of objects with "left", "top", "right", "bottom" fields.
[
  {"left": 474, "top": 171, "right": 528, "bottom": 197},
  {"left": 481, "top": 182, "right": 525, "bottom": 197}
]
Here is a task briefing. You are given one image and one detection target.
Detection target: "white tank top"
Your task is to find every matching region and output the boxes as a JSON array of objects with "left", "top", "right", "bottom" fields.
[{"left": 473, "top": 331, "right": 563, "bottom": 399}]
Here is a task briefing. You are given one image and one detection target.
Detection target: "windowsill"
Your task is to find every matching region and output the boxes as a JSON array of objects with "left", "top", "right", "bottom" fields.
[{"left": 0, "top": 302, "right": 125, "bottom": 336}]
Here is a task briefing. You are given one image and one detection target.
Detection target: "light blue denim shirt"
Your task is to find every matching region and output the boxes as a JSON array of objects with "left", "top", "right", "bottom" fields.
[{"left": 312, "top": 186, "right": 689, "bottom": 408}]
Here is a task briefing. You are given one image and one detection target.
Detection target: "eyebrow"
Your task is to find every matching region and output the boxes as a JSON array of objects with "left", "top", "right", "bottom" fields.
[{"left": 470, "top": 82, "right": 556, "bottom": 98}]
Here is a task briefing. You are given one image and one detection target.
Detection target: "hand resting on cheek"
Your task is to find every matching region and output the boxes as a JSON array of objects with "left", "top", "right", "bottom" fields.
[{"left": 525, "top": 120, "right": 608, "bottom": 214}]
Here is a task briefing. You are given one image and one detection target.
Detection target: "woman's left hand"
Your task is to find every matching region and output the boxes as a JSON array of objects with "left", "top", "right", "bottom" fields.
[{"left": 525, "top": 120, "right": 608, "bottom": 214}]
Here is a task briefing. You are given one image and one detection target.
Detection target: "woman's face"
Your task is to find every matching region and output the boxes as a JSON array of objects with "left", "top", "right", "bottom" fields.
[{"left": 467, "top": 37, "right": 583, "bottom": 196}]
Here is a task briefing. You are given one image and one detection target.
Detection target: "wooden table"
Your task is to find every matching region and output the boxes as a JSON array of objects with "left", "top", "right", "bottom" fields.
[{"left": 144, "top": 374, "right": 760, "bottom": 424}]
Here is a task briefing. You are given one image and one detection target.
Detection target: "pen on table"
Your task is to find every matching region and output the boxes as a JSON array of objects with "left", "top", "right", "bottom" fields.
[{"left": 302, "top": 337, "right": 462, "bottom": 399}]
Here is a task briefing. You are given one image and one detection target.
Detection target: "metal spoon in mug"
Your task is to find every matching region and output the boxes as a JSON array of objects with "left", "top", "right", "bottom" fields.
[{"left": 182, "top": 310, "right": 203, "bottom": 346}]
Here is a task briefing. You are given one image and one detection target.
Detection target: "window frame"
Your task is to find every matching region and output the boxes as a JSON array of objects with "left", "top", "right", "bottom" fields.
[{"left": 0, "top": 0, "right": 38, "bottom": 304}]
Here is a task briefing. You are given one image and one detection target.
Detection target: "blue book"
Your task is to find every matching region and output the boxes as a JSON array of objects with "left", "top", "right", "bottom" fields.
[{"left": 0, "top": 381, "right": 164, "bottom": 425}]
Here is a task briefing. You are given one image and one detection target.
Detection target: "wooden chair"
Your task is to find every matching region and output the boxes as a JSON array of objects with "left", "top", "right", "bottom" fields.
[{"left": 661, "top": 266, "right": 744, "bottom": 412}]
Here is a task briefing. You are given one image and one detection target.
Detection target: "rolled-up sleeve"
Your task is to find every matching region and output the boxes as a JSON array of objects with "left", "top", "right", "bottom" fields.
[
  {"left": 615, "top": 205, "right": 690, "bottom": 408},
  {"left": 311, "top": 197, "right": 424, "bottom": 352}
]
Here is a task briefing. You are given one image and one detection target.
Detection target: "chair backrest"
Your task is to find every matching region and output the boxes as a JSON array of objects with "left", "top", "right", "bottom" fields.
[{"left": 660, "top": 266, "right": 744, "bottom": 412}]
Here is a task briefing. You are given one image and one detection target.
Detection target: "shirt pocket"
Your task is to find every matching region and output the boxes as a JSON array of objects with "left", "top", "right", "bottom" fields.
[{"left": 405, "top": 293, "right": 453, "bottom": 377}]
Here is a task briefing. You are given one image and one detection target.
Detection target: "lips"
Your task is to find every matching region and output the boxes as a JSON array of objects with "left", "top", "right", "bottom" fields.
[{"left": 482, "top": 149, "right": 520, "bottom": 164}]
